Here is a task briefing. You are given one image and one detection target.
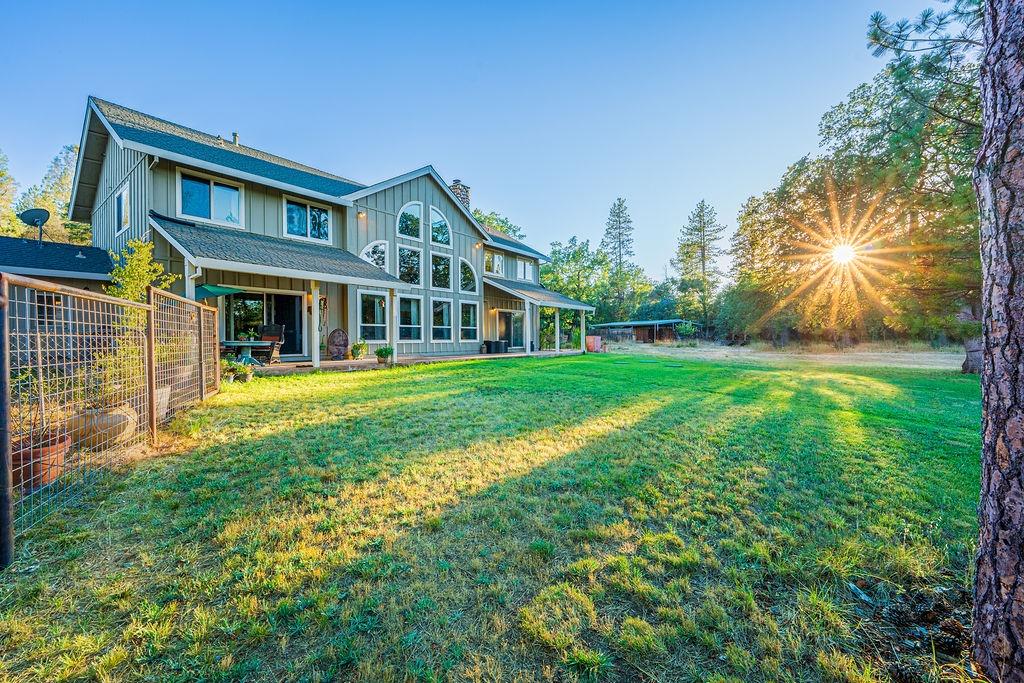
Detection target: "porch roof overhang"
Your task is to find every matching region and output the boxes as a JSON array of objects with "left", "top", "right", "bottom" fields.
[
  {"left": 483, "top": 276, "right": 595, "bottom": 312},
  {"left": 148, "top": 211, "right": 407, "bottom": 289}
]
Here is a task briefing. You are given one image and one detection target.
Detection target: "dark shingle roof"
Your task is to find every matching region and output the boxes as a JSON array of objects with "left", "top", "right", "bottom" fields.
[
  {"left": 481, "top": 226, "right": 548, "bottom": 261},
  {"left": 590, "top": 319, "right": 686, "bottom": 328},
  {"left": 93, "top": 98, "right": 365, "bottom": 197},
  {"left": 0, "top": 235, "right": 113, "bottom": 278},
  {"left": 483, "top": 276, "right": 594, "bottom": 311},
  {"left": 149, "top": 212, "right": 403, "bottom": 286}
]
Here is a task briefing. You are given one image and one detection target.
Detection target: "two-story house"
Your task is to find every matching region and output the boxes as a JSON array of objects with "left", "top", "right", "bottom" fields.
[{"left": 62, "top": 97, "right": 593, "bottom": 366}]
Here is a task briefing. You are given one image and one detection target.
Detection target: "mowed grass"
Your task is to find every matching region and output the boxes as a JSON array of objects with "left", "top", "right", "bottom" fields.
[{"left": 0, "top": 354, "right": 980, "bottom": 682}]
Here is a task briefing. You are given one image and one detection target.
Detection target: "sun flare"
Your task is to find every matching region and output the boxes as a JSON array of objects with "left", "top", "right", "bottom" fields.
[{"left": 831, "top": 244, "right": 857, "bottom": 264}]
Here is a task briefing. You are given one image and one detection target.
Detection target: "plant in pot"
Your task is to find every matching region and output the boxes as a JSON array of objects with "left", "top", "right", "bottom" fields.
[
  {"left": 375, "top": 346, "right": 394, "bottom": 365},
  {"left": 234, "top": 361, "right": 255, "bottom": 383},
  {"left": 220, "top": 358, "right": 237, "bottom": 383},
  {"left": 350, "top": 339, "right": 368, "bottom": 360},
  {"left": 69, "top": 345, "right": 143, "bottom": 450},
  {"left": 10, "top": 371, "right": 71, "bottom": 490}
]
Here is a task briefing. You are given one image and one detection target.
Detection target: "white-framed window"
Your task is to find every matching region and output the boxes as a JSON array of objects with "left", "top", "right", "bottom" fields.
[
  {"left": 177, "top": 168, "right": 244, "bottom": 228},
  {"left": 431, "top": 253, "right": 452, "bottom": 290},
  {"left": 398, "top": 245, "right": 422, "bottom": 286},
  {"left": 358, "top": 290, "right": 389, "bottom": 342},
  {"left": 485, "top": 250, "right": 504, "bottom": 276},
  {"left": 431, "top": 298, "right": 452, "bottom": 341},
  {"left": 516, "top": 259, "right": 535, "bottom": 281},
  {"left": 115, "top": 185, "right": 130, "bottom": 235},
  {"left": 459, "top": 258, "right": 478, "bottom": 293},
  {"left": 360, "top": 240, "right": 389, "bottom": 272},
  {"left": 397, "top": 201, "right": 423, "bottom": 241},
  {"left": 398, "top": 294, "right": 424, "bottom": 342},
  {"left": 283, "top": 196, "right": 331, "bottom": 243},
  {"left": 460, "top": 301, "right": 479, "bottom": 342},
  {"left": 429, "top": 206, "right": 451, "bottom": 247}
]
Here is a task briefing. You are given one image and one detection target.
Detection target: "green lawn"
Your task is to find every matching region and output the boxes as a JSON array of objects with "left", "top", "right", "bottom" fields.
[{"left": 0, "top": 354, "right": 980, "bottom": 682}]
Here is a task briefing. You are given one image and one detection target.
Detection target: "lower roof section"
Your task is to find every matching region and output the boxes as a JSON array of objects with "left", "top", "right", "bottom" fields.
[
  {"left": 484, "top": 276, "right": 595, "bottom": 312},
  {"left": 0, "top": 235, "right": 113, "bottom": 280},
  {"left": 148, "top": 211, "right": 406, "bottom": 289}
]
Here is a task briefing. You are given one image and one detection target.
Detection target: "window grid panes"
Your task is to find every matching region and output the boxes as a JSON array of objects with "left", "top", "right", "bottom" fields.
[
  {"left": 432, "top": 300, "right": 452, "bottom": 341},
  {"left": 360, "top": 293, "right": 388, "bottom": 341},
  {"left": 399, "top": 247, "right": 421, "bottom": 285},
  {"left": 460, "top": 303, "right": 478, "bottom": 341},
  {"left": 460, "top": 259, "right": 476, "bottom": 292},
  {"left": 399, "top": 297, "right": 422, "bottom": 341},
  {"left": 286, "top": 199, "right": 329, "bottom": 241},
  {"left": 361, "top": 242, "right": 388, "bottom": 271},
  {"left": 430, "top": 207, "right": 451, "bottom": 245},
  {"left": 431, "top": 254, "right": 452, "bottom": 290},
  {"left": 485, "top": 251, "right": 504, "bottom": 276}
]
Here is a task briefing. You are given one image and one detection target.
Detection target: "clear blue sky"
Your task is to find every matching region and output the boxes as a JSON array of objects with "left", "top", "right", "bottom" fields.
[{"left": 0, "top": 0, "right": 926, "bottom": 278}]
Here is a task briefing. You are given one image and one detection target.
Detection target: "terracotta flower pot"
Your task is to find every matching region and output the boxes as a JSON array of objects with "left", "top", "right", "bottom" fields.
[
  {"left": 12, "top": 431, "right": 71, "bottom": 489},
  {"left": 69, "top": 405, "right": 139, "bottom": 450},
  {"left": 376, "top": 355, "right": 388, "bottom": 365}
]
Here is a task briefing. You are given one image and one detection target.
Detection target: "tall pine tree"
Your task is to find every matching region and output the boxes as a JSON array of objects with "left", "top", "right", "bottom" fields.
[
  {"left": 600, "top": 198, "right": 636, "bottom": 320},
  {"left": 672, "top": 200, "right": 726, "bottom": 334}
]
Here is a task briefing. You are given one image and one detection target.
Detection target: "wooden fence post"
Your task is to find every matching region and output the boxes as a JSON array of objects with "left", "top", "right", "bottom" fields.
[
  {"left": 145, "top": 286, "right": 158, "bottom": 444},
  {"left": 0, "top": 275, "right": 14, "bottom": 569},
  {"left": 213, "top": 308, "right": 221, "bottom": 391},
  {"left": 197, "top": 306, "right": 207, "bottom": 402}
]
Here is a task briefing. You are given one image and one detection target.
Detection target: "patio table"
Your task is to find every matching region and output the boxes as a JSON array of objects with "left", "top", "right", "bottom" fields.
[{"left": 221, "top": 340, "right": 273, "bottom": 366}]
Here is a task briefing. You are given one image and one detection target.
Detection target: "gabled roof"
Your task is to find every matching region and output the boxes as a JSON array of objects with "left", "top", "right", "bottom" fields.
[
  {"left": 480, "top": 225, "right": 549, "bottom": 262},
  {"left": 148, "top": 212, "right": 405, "bottom": 289},
  {"left": 0, "top": 235, "right": 113, "bottom": 280},
  {"left": 483, "top": 276, "right": 594, "bottom": 312}
]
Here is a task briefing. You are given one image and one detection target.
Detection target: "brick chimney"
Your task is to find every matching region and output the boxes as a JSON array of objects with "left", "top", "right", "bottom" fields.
[{"left": 450, "top": 179, "right": 471, "bottom": 208}]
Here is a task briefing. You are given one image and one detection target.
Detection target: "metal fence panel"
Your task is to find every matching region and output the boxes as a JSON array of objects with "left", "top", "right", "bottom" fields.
[{"left": 0, "top": 274, "right": 219, "bottom": 568}]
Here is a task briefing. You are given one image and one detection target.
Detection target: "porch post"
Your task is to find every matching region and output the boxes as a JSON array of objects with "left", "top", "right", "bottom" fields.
[
  {"left": 555, "top": 308, "right": 561, "bottom": 352},
  {"left": 310, "top": 280, "right": 320, "bottom": 368},
  {"left": 389, "top": 288, "right": 398, "bottom": 364},
  {"left": 580, "top": 310, "right": 586, "bottom": 353},
  {"left": 184, "top": 261, "right": 196, "bottom": 300},
  {"left": 524, "top": 302, "right": 532, "bottom": 355}
]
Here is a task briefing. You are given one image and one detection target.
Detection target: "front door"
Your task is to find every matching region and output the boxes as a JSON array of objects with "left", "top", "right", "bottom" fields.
[{"left": 497, "top": 311, "right": 525, "bottom": 348}]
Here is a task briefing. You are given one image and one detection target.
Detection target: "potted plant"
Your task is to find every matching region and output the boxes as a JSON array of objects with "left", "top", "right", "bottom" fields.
[
  {"left": 234, "top": 361, "right": 255, "bottom": 383},
  {"left": 375, "top": 346, "right": 394, "bottom": 365},
  {"left": 220, "top": 358, "right": 237, "bottom": 383},
  {"left": 10, "top": 372, "right": 71, "bottom": 489},
  {"left": 351, "top": 339, "right": 368, "bottom": 359}
]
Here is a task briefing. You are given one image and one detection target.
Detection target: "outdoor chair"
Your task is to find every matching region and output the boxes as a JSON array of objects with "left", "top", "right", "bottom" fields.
[{"left": 252, "top": 324, "right": 284, "bottom": 364}]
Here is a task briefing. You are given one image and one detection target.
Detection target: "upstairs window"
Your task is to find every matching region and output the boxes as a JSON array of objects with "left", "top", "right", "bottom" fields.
[
  {"left": 115, "top": 186, "right": 130, "bottom": 235},
  {"left": 361, "top": 240, "right": 389, "bottom": 271},
  {"left": 430, "top": 207, "right": 451, "bottom": 246},
  {"left": 398, "top": 246, "right": 422, "bottom": 285},
  {"left": 179, "top": 171, "right": 242, "bottom": 226},
  {"left": 484, "top": 251, "right": 504, "bottom": 276},
  {"left": 431, "top": 253, "right": 452, "bottom": 290},
  {"left": 516, "top": 259, "right": 535, "bottom": 280},
  {"left": 285, "top": 198, "right": 330, "bottom": 242},
  {"left": 459, "top": 258, "right": 478, "bottom": 293},
  {"left": 398, "top": 202, "right": 422, "bottom": 240}
]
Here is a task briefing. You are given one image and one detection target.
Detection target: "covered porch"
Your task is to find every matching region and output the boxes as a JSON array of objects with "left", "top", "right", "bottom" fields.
[{"left": 483, "top": 276, "right": 595, "bottom": 354}]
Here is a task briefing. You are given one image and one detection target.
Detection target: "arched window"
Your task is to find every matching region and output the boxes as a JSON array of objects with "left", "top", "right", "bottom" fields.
[
  {"left": 397, "top": 202, "right": 422, "bottom": 240},
  {"left": 429, "top": 207, "right": 451, "bottom": 246},
  {"left": 459, "top": 258, "right": 478, "bottom": 293},
  {"left": 360, "top": 240, "right": 389, "bottom": 271}
]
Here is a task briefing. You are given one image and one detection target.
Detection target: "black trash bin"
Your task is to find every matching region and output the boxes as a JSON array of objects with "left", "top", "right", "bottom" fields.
[
  {"left": 483, "top": 340, "right": 495, "bottom": 354},
  {"left": 497, "top": 340, "right": 509, "bottom": 353}
]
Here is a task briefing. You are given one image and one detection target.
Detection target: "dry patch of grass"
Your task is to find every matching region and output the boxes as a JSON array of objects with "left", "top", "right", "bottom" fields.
[{"left": 0, "top": 354, "right": 980, "bottom": 681}]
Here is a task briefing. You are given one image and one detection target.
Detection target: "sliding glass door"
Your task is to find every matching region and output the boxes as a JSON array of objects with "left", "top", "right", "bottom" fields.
[
  {"left": 225, "top": 291, "right": 304, "bottom": 356},
  {"left": 497, "top": 311, "right": 525, "bottom": 348}
]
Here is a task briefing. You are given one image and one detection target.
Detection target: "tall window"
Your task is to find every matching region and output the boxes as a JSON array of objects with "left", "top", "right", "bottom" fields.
[
  {"left": 460, "top": 302, "right": 479, "bottom": 341},
  {"left": 285, "top": 198, "right": 330, "bottom": 242},
  {"left": 432, "top": 299, "right": 452, "bottom": 341},
  {"left": 179, "top": 171, "right": 242, "bottom": 226},
  {"left": 431, "top": 253, "right": 452, "bottom": 290},
  {"left": 485, "top": 251, "right": 504, "bottom": 276},
  {"left": 430, "top": 207, "right": 451, "bottom": 246},
  {"left": 115, "top": 186, "right": 130, "bottom": 234},
  {"left": 516, "top": 259, "right": 534, "bottom": 280},
  {"left": 398, "top": 246, "right": 422, "bottom": 285},
  {"left": 398, "top": 202, "right": 422, "bottom": 240},
  {"left": 459, "top": 258, "right": 477, "bottom": 293},
  {"left": 399, "top": 296, "right": 423, "bottom": 341},
  {"left": 361, "top": 241, "right": 389, "bottom": 271},
  {"left": 359, "top": 292, "right": 388, "bottom": 341}
]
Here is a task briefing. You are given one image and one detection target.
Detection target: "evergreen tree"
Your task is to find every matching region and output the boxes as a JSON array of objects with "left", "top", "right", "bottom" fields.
[
  {"left": 14, "top": 145, "right": 90, "bottom": 244},
  {"left": 0, "top": 149, "right": 18, "bottom": 237},
  {"left": 599, "top": 198, "right": 637, "bottom": 320},
  {"left": 672, "top": 200, "right": 726, "bottom": 334}
]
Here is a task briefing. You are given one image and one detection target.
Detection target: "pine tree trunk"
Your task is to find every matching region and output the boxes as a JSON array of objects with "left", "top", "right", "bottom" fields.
[{"left": 973, "top": 1, "right": 1024, "bottom": 678}]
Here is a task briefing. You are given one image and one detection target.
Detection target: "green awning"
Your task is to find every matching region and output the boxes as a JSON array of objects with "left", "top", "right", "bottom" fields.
[{"left": 195, "top": 284, "right": 244, "bottom": 300}]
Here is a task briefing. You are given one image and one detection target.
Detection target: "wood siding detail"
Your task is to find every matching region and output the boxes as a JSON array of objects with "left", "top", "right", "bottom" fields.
[{"left": 91, "top": 136, "right": 148, "bottom": 255}]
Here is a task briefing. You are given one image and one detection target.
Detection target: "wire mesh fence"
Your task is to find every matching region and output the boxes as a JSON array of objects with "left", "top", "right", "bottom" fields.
[{"left": 1, "top": 273, "right": 219, "bottom": 568}]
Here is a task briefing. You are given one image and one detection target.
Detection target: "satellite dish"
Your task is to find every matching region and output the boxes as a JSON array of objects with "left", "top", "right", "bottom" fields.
[{"left": 18, "top": 208, "right": 49, "bottom": 227}]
